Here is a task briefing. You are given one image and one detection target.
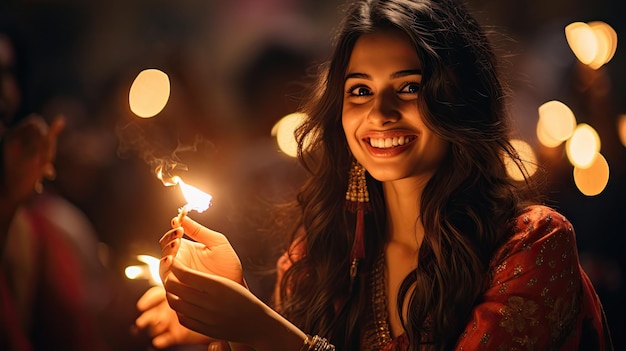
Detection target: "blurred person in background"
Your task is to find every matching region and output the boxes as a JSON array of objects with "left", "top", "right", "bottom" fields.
[{"left": 0, "top": 19, "right": 112, "bottom": 351}]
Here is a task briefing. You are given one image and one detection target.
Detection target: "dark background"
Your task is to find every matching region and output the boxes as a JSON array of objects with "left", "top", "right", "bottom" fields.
[{"left": 1, "top": 0, "right": 623, "bottom": 349}]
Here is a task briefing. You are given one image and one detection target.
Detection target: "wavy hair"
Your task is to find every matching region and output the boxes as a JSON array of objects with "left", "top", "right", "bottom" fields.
[{"left": 277, "top": 0, "right": 541, "bottom": 349}]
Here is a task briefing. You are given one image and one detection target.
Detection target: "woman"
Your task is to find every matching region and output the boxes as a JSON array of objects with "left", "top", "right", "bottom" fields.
[{"left": 139, "top": 0, "right": 613, "bottom": 350}]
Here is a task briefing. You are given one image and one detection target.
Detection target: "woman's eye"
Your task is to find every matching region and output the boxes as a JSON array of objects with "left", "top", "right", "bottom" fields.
[
  {"left": 348, "top": 86, "right": 372, "bottom": 96},
  {"left": 399, "top": 83, "right": 420, "bottom": 94}
]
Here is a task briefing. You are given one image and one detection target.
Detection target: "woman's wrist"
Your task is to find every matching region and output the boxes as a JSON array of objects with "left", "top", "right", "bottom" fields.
[{"left": 299, "top": 335, "right": 336, "bottom": 351}]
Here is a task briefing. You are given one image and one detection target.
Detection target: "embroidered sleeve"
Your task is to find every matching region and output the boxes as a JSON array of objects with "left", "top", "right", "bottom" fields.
[{"left": 454, "top": 206, "right": 585, "bottom": 350}]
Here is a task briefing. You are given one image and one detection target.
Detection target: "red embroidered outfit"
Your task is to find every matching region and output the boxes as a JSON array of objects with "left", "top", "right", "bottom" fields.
[
  {"left": 278, "top": 205, "right": 613, "bottom": 350},
  {"left": 360, "top": 205, "right": 612, "bottom": 350}
]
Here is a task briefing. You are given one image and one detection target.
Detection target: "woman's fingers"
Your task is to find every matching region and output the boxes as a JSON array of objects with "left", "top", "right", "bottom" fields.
[
  {"left": 152, "top": 332, "right": 177, "bottom": 349},
  {"left": 136, "top": 285, "right": 166, "bottom": 312},
  {"left": 159, "top": 227, "right": 183, "bottom": 247},
  {"left": 173, "top": 215, "right": 230, "bottom": 248},
  {"left": 164, "top": 261, "right": 219, "bottom": 306},
  {"left": 159, "top": 254, "right": 174, "bottom": 283}
]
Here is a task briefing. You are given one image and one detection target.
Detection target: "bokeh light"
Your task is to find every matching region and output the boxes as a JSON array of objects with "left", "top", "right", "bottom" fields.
[
  {"left": 573, "top": 153, "right": 609, "bottom": 196},
  {"left": 566, "top": 21, "right": 618, "bottom": 69},
  {"left": 129, "top": 68, "right": 171, "bottom": 118},
  {"left": 566, "top": 123, "right": 601, "bottom": 168},
  {"left": 618, "top": 114, "right": 626, "bottom": 147},
  {"left": 271, "top": 112, "right": 307, "bottom": 157},
  {"left": 537, "top": 100, "right": 577, "bottom": 147},
  {"left": 566, "top": 22, "right": 598, "bottom": 65},
  {"left": 505, "top": 139, "right": 538, "bottom": 181},
  {"left": 588, "top": 21, "right": 618, "bottom": 69}
]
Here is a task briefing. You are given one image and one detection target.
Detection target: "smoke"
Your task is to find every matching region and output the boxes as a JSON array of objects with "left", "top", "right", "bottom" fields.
[{"left": 115, "top": 119, "right": 216, "bottom": 186}]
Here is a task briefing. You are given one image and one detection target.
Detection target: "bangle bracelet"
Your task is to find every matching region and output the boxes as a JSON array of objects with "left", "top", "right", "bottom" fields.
[{"left": 300, "top": 334, "right": 335, "bottom": 351}]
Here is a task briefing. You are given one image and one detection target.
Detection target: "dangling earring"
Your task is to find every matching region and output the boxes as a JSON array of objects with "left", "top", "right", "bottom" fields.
[{"left": 345, "top": 159, "right": 370, "bottom": 291}]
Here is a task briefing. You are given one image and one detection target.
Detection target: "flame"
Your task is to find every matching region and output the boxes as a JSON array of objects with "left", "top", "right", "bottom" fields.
[
  {"left": 125, "top": 255, "right": 162, "bottom": 286},
  {"left": 172, "top": 176, "right": 212, "bottom": 213},
  {"left": 138, "top": 255, "right": 162, "bottom": 286},
  {"left": 155, "top": 164, "right": 212, "bottom": 213}
]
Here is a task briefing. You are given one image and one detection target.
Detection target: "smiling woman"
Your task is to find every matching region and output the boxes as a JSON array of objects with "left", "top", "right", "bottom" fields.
[{"left": 135, "top": 0, "right": 614, "bottom": 350}]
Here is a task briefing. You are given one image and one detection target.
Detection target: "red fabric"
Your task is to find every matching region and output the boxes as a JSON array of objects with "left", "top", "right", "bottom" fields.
[
  {"left": 25, "top": 208, "right": 109, "bottom": 351},
  {"left": 451, "top": 206, "right": 611, "bottom": 350},
  {"left": 1, "top": 203, "right": 110, "bottom": 351},
  {"left": 0, "top": 270, "right": 33, "bottom": 351}
]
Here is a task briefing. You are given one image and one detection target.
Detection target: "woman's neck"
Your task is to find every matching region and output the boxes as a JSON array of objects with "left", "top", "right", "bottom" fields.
[{"left": 382, "top": 177, "right": 427, "bottom": 252}]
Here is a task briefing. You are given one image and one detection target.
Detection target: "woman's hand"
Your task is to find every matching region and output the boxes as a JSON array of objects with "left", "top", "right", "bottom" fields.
[
  {"left": 157, "top": 217, "right": 306, "bottom": 350},
  {"left": 159, "top": 216, "right": 244, "bottom": 286},
  {"left": 135, "top": 285, "right": 214, "bottom": 349},
  {"left": 162, "top": 258, "right": 306, "bottom": 351}
]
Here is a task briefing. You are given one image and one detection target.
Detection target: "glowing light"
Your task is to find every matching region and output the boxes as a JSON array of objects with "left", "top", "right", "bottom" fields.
[
  {"left": 125, "top": 255, "right": 162, "bottom": 286},
  {"left": 565, "top": 21, "right": 618, "bottom": 70},
  {"left": 138, "top": 255, "right": 162, "bottom": 286},
  {"left": 536, "top": 120, "right": 563, "bottom": 148},
  {"left": 271, "top": 112, "right": 307, "bottom": 157},
  {"left": 618, "top": 114, "right": 626, "bottom": 147},
  {"left": 129, "top": 69, "right": 171, "bottom": 118},
  {"left": 124, "top": 265, "right": 143, "bottom": 279},
  {"left": 574, "top": 153, "right": 609, "bottom": 196},
  {"left": 537, "top": 100, "right": 576, "bottom": 146},
  {"left": 172, "top": 176, "right": 213, "bottom": 213},
  {"left": 566, "top": 22, "right": 598, "bottom": 65},
  {"left": 566, "top": 123, "right": 601, "bottom": 168},
  {"left": 588, "top": 21, "right": 618, "bottom": 69},
  {"left": 155, "top": 164, "right": 213, "bottom": 214},
  {"left": 505, "top": 139, "right": 538, "bottom": 181}
]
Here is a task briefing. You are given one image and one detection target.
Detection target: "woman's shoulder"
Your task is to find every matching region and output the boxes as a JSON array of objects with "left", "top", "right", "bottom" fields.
[{"left": 498, "top": 205, "right": 575, "bottom": 256}]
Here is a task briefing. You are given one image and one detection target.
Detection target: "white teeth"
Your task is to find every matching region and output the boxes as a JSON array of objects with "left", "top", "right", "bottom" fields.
[{"left": 369, "top": 136, "right": 412, "bottom": 148}]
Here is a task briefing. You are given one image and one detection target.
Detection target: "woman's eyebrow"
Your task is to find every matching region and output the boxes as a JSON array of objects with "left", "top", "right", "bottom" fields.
[
  {"left": 390, "top": 69, "right": 422, "bottom": 79},
  {"left": 345, "top": 72, "right": 369, "bottom": 80},
  {"left": 345, "top": 69, "right": 422, "bottom": 81}
]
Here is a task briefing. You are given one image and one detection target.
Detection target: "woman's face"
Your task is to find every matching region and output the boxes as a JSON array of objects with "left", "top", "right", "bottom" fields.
[{"left": 342, "top": 28, "right": 449, "bottom": 184}]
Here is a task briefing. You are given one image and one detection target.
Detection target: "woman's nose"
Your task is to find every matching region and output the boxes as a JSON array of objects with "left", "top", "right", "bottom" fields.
[{"left": 367, "top": 90, "right": 400, "bottom": 126}]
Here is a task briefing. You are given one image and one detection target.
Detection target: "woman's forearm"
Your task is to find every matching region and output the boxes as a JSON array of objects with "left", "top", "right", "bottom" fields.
[{"left": 251, "top": 305, "right": 307, "bottom": 351}]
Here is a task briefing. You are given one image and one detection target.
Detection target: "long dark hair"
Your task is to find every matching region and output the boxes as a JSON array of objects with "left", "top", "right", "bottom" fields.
[{"left": 277, "top": 0, "right": 541, "bottom": 349}]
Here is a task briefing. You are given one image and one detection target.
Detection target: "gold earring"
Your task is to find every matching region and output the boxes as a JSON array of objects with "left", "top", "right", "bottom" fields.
[
  {"left": 345, "top": 159, "right": 369, "bottom": 211},
  {"left": 345, "top": 159, "right": 370, "bottom": 291}
]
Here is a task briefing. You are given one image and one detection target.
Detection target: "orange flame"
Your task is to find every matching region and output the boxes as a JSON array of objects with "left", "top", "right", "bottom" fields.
[
  {"left": 172, "top": 176, "right": 212, "bottom": 213},
  {"left": 155, "top": 164, "right": 212, "bottom": 213}
]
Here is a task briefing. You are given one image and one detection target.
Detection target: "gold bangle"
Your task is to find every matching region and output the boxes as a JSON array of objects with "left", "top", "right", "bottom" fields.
[
  {"left": 299, "top": 334, "right": 335, "bottom": 351},
  {"left": 299, "top": 335, "right": 311, "bottom": 351}
]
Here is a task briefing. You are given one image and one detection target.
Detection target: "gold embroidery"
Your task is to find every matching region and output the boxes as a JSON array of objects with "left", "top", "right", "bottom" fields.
[
  {"left": 513, "top": 264, "right": 523, "bottom": 278},
  {"left": 480, "top": 333, "right": 490, "bottom": 344},
  {"left": 512, "top": 334, "right": 538, "bottom": 350},
  {"left": 499, "top": 296, "right": 538, "bottom": 333},
  {"left": 361, "top": 253, "right": 393, "bottom": 350},
  {"left": 495, "top": 261, "right": 507, "bottom": 274}
]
